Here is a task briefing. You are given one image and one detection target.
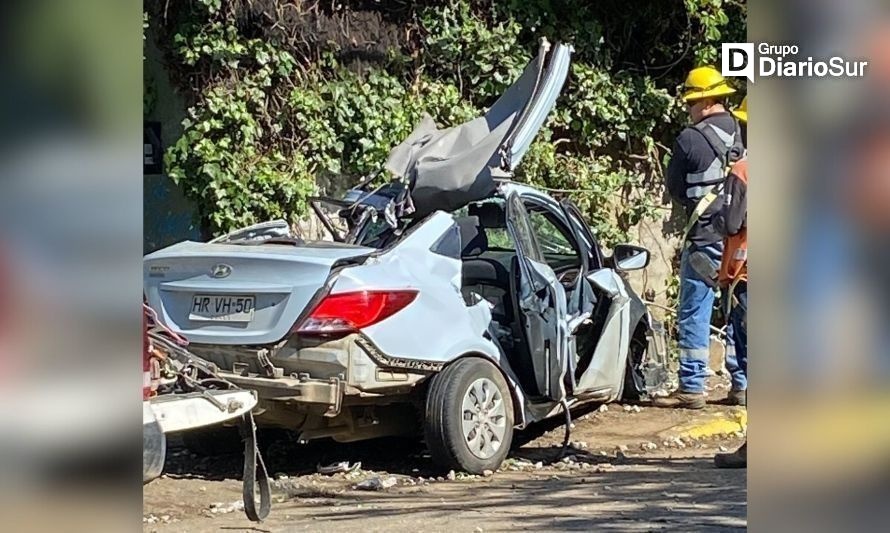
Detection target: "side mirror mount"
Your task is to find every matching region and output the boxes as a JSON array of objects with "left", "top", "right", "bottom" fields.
[{"left": 612, "top": 244, "right": 650, "bottom": 272}]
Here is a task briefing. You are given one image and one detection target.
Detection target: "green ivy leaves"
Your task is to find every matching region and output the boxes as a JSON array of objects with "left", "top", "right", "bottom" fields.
[{"left": 156, "top": 0, "right": 744, "bottom": 243}]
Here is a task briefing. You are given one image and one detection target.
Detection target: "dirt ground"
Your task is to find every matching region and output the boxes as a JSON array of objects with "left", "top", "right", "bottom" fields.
[{"left": 144, "top": 395, "right": 747, "bottom": 532}]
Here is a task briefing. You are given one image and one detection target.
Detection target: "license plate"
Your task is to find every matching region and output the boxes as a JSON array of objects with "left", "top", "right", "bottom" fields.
[{"left": 189, "top": 295, "right": 255, "bottom": 322}]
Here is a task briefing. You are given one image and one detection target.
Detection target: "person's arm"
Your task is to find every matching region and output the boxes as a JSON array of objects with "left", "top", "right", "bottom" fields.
[
  {"left": 713, "top": 171, "right": 747, "bottom": 236},
  {"left": 665, "top": 135, "right": 689, "bottom": 203}
]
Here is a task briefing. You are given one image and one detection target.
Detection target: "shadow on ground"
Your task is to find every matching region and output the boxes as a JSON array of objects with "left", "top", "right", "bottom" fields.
[
  {"left": 277, "top": 454, "right": 745, "bottom": 531},
  {"left": 162, "top": 402, "right": 608, "bottom": 482}
]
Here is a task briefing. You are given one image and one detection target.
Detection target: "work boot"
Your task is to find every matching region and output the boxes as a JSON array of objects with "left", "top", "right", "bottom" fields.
[
  {"left": 714, "top": 389, "right": 747, "bottom": 406},
  {"left": 727, "top": 389, "right": 746, "bottom": 406},
  {"left": 652, "top": 390, "right": 706, "bottom": 409},
  {"left": 714, "top": 442, "right": 747, "bottom": 469}
]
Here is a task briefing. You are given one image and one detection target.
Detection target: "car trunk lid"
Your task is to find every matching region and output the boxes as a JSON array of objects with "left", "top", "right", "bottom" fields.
[{"left": 143, "top": 240, "right": 373, "bottom": 345}]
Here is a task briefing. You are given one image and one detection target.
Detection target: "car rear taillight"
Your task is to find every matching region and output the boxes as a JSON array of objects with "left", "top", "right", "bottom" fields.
[{"left": 295, "top": 290, "right": 418, "bottom": 335}]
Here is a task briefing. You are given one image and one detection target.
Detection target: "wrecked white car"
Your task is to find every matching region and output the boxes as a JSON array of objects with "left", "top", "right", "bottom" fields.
[{"left": 143, "top": 40, "right": 668, "bottom": 473}]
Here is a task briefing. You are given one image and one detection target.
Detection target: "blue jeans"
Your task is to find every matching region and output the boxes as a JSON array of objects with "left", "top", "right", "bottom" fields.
[
  {"left": 724, "top": 282, "right": 748, "bottom": 391},
  {"left": 678, "top": 243, "right": 722, "bottom": 393}
]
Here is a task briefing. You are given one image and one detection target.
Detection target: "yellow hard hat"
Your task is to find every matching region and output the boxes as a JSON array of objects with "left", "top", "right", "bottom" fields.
[
  {"left": 681, "top": 66, "right": 736, "bottom": 102},
  {"left": 732, "top": 96, "right": 748, "bottom": 124}
]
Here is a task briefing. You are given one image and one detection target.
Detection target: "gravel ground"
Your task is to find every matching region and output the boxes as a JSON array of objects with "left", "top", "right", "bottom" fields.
[{"left": 144, "top": 396, "right": 747, "bottom": 532}]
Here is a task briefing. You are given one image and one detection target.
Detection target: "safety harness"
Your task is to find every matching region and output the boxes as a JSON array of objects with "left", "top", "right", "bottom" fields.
[{"left": 681, "top": 119, "right": 744, "bottom": 248}]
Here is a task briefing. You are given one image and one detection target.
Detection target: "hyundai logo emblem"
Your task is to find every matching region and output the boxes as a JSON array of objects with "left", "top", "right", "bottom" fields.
[{"left": 211, "top": 264, "right": 232, "bottom": 278}]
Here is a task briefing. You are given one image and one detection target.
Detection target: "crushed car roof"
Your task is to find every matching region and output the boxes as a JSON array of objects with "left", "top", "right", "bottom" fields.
[{"left": 385, "top": 39, "right": 573, "bottom": 218}]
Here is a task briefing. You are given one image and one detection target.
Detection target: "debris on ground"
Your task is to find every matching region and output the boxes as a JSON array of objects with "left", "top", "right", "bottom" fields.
[
  {"left": 446, "top": 470, "right": 456, "bottom": 481},
  {"left": 354, "top": 476, "right": 398, "bottom": 491},
  {"left": 209, "top": 501, "right": 245, "bottom": 514},
  {"left": 662, "top": 436, "right": 687, "bottom": 449},
  {"left": 598, "top": 404, "right": 609, "bottom": 413},
  {"left": 318, "top": 460, "right": 362, "bottom": 475},
  {"left": 143, "top": 514, "right": 174, "bottom": 524},
  {"left": 640, "top": 442, "right": 658, "bottom": 451}
]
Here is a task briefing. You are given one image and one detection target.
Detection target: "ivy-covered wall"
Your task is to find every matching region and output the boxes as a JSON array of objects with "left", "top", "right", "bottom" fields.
[{"left": 144, "top": 0, "right": 745, "bottom": 308}]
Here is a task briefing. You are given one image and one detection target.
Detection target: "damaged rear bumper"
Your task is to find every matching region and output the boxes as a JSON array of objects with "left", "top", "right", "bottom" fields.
[
  {"left": 188, "top": 334, "right": 433, "bottom": 419},
  {"left": 220, "top": 372, "right": 347, "bottom": 418}
]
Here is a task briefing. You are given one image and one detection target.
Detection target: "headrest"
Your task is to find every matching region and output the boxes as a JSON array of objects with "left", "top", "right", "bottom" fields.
[
  {"left": 468, "top": 202, "right": 507, "bottom": 229},
  {"left": 454, "top": 216, "right": 488, "bottom": 257}
]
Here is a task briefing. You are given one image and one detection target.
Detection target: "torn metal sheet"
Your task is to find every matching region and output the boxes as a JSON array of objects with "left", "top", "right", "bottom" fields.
[{"left": 386, "top": 40, "right": 573, "bottom": 218}]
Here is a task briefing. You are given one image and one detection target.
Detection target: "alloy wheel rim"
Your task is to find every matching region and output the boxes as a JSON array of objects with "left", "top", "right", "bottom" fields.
[{"left": 460, "top": 377, "right": 507, "bottom": 460}]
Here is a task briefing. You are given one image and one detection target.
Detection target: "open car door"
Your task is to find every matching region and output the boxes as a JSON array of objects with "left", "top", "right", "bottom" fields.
[
  {"left": 505, "top": 192, "right": 569, "bottom": 402},
  {"left": 559, "top": 201, "right": 633, "bottom": 394}
]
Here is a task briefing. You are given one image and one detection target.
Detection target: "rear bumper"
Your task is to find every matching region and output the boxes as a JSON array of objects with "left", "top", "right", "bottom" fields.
[
  {"left": 219, "top": 371, "right": 345, "bottom": 418},
  {"left": 187, "top": 334, "right": 431, "bottom": 418}
]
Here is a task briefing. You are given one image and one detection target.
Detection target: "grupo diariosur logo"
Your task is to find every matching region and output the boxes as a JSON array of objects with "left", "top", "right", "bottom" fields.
[{"left": 722, "top": 43, "right": 868, "bottom": 82}]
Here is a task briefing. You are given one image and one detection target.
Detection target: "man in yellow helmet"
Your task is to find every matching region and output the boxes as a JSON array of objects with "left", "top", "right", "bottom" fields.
[{"left": 655, "top": 67, "right": 745, "bottom": 409}]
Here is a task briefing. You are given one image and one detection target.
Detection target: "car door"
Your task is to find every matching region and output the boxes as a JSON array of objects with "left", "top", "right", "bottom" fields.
[
  {"left": 505, "top": 192, "right": 569, "bottom": 402},
  {"left": 560, "top": 200, "right": 632, "bottom": 394}
]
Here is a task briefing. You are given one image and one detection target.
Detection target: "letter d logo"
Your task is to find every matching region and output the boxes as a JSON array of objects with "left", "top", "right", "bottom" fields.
[{"left": 722, "top": 43, "right": 755, "bottom": 82}]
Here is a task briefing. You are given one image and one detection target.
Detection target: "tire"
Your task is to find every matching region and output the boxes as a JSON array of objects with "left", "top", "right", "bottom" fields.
[
  {"left": 143, "top": 418, "right": 166, "bottom": 484},
  {"left": 621, "top": 333, "right": 648, "bottom": 401},
  {"left": 424, "top": 357, "right": 514, "bottom": 474},
  {"left": 182, "top": 425, "right": 243, "bottom": 457}
]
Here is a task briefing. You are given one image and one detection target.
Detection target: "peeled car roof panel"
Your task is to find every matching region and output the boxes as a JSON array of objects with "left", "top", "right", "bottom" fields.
[{"left": 386, "top": 39, "right": 572, "bottom": 219}]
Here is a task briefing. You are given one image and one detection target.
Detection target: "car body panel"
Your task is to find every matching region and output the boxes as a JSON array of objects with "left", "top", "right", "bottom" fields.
[
  {"left": 505, "top": 191, "right": 569, "bottom": 402},
  {"left": 386, "top": 40, "right": 573, "bottom": 218},
  {"left": 335, "top": 212, "right": 502, "bottom": 364},
  {"left": 144, "top": 240, "right": 373, "bottom": 345},
  {"left": 574, "top": 268, "right": 632, "bottom": 397},
  {"left": 504, "top": 43, "right": 573, "bottom": 170}
]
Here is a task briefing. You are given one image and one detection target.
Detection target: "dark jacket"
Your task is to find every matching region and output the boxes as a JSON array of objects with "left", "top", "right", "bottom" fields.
[{"left": 666, "top": 112, "right": 741, "bottom": 247}]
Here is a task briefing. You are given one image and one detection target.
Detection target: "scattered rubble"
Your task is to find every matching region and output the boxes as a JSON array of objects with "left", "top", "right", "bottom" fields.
[
  {"left": 354, "top": 476, "right": 398, "bottom": 491},
  {"left": 209, "top": 501, "right": 245, "bottom": 514},
  {"left": 318, "top": 461, "right": 362, "bottom": 475},
  {"left": 598, "top": 404, "right": 609, "bottom": 413},
  {"left": 447, "top": 470, "right": 457, "bottom": 481},
  {"left": 640, "top": 442, "right": 658, "bottom": 451},
  {"left": 662, "top": 436, "right": 687, "bottom": 449}
]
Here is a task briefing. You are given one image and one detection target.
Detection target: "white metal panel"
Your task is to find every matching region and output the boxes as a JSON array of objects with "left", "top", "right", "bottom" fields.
[
  {"left": 147, "top": 390, "right": 258, "bottom": 434},
  {"left": 333, "top": 212, "right": 502, "bottom": 364}
]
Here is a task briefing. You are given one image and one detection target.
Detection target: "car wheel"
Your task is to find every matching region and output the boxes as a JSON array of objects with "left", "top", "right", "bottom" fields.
[
  {"left": 622, "top": 333, "right": 648, "bottom": 401},
  {"left": 424, "top": 357, "right": 514, "bottom": 474}
]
